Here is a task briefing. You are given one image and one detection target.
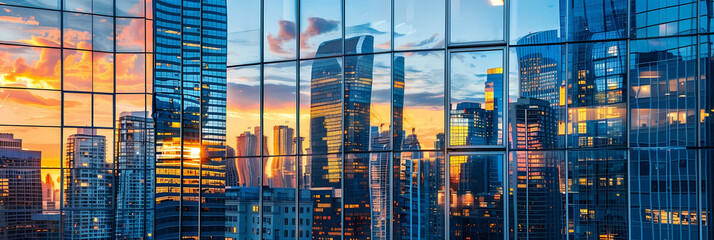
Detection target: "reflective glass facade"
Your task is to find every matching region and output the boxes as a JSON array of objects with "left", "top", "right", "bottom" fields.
[
  {"left": 0, "top": 0, "right": 153, "bottom": 239},
  {"left": 0, "top": 0, "right": 713, "bottom": 239}
]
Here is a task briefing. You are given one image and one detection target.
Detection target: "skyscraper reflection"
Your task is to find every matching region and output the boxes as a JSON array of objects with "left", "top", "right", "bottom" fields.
[
  {"left": 0, "top": 133, "right": 60, "bottom": 239},
  {"left": 64, "top": 128, "right": 114, "bottom": 239}
]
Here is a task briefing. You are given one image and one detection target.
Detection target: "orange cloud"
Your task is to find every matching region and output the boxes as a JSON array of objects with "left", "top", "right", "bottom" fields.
[
  {"left": 0, "top": 45, "right": 61, "bottom": 89},
  {"left": 0, "top": 88, "right": 62, "bottom": 126},
  {"left": 116, "top": 18, "right": 146, "bottom": 51},
  {"left": 63, "top": 29, "right": 92, "bottom": 49},
  {"left": 93, "top": 52, "right": 115, "bottom": 92},
  {"left": 0, "top": 15, "right": 39, "bottom": 25},
  {"left": 116, "top": 54, "right": 146, "bottom": 93},
  {"left": 266, "top": 20, "right": 297, "bottom": 57},
  {"left": 62, "top": 50, "right": 92, "bottom": 91}
]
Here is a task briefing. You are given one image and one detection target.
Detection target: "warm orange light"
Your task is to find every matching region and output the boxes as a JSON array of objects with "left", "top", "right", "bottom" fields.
[
  {"left": 489, "top": 0, "right": 504, "bottom": 6},
  {"left": 189, "top": 147, "right": 201, "bottom": 158}
]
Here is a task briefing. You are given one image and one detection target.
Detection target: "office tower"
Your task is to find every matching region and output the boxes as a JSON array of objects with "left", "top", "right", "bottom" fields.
[
  {"left": 508, "top": 98, "right": 557, "bottom": 149},
  {"left": 64, "top": 129, "right": 114, "bottom": 239},
  {"left": 154, "top": 0, "right": 227, "bottom": 238},
  {"left": 516, "top": 30, "right": 562, "bottom": 106},
  {"left": 450, "top": 155, "right": 504, "bottom": 239},
  {"left": 450, "top": 102, "right": 494, "bottom": 145},
  {"left": 510, "top": 151, "right": 565, "bottom": 240},
  {"left": 485, "top": 67, "right": 503, "bottom": 144},
  {"left": 273, "top": 125, "right": 294, "bottom": 155},
  {"left": 369, "top": 127, "right": 390, "bottom": 240},
  {"left": 0, "top": 133, "right": 47, "bottom": 239},
  {"left": 115, "top": 111, "right": 155, "bottom": 239},
  {"left": 236, "top": 127, "right": 269, "bottom": 157},
  {"left": 393, "top": 56, "right": 406, "bottom": 151}
]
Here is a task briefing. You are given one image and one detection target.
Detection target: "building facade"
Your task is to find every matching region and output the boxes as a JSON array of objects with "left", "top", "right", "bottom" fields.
[
  {"left": 0, "top": 0, "right": 153, "bottom": 239},
  {"left": 0, "top": 0, "right": 713, "bottom": 239}
]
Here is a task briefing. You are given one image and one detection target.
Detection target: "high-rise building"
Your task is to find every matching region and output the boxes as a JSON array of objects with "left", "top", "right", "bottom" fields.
[
  {"left": 63, "top": 128, "right": 114, "bottom": 239},
  {"left": 508, "top": 98, "right": 557, "bottom": 149},
  {"left": 115, "top": 111, "right": 154, "bottom": 239},
  {"left": 273, "top": 125, "right": 294, "bottom": 156},
  {"left": 154, "top": 0, "right": 227, "bottom": 238},
  {"left": 0, "top": 133, "right": 52, "bottom": 239}
]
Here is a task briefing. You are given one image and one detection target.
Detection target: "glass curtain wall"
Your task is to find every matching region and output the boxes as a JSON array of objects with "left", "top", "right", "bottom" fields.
[
  {"left": 0, "top": 0, "right": 153, "bottom": 239},
  {"left": 227, "top": 0, "right": 714, "bottom": 239}
]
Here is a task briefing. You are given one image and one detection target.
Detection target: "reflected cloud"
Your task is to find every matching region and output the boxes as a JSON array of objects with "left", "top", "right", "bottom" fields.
[
  {"left": 266, "top": 20, "right": 297, "bottom": 56},
  {"left": 0, "top": 45, "right": 60, "bottom": 89},
  {"left": 346, "top": 23, "right": 387, "bottom": 35}
]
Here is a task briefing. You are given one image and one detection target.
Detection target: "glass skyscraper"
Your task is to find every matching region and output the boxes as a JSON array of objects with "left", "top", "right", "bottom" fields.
[{"left": 0, "top": 0, "right": 713, "bottom": 239}]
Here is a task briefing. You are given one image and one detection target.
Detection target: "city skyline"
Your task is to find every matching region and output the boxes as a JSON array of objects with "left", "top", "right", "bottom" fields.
[{"left": 0, "top": 0, "right": 713, "bottom": 239}]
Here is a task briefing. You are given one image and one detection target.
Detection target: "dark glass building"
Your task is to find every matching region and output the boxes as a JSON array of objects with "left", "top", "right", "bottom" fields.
[{"left": 154, "top": 0, "right": 227, "bottom": 239}]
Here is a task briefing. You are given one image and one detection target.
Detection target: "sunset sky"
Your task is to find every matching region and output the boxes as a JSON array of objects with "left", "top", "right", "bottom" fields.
[{"left": 0, "top": 3, "right": 149, "bottom": 184}]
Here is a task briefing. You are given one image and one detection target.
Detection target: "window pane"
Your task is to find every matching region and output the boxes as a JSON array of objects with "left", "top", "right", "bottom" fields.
[
  {"left": 264, "top": 62, "right": 297, "bottom": 156},
  {"left": 0, "top": 126, "right": 61, "bottom": 168},
  {"left": 450, "top": 50, "right": 503, "bottom": 146},
  {"left": 0, "top": 88, "right": 61, "bottom": 126},
  {"left": 93, "top": 52, "right": 114, "bottom": 93},
  {"left": 567, "top": 41, "right": 626, "bottom": 148},
  {"left": 116, "top": 94, "right": 146, "bottom": 123},
  {"left": 394, "top": 0, "right": 445, "bottom": 50},
  {"left": 630, "top": 37, "right": 696, "bottom": 147},
  {"left": 393, "top": 151, "right": 445, "bottom": 240},
  {"left": 300, "top": 58, "right": 342, "bottom": 155},
  {"left": 630, "top": 149, "right": 699, "bottom": 239},
  {"left": 0, "top": 6, "right": 60, "bottom": 47},
  {"left": 300, "top": 0, "right": 342, "bottom": 58},
  {"left": 509, "top": 0, "right": 563, "bottom": 44},
  {"left": 344, "top": 153, "right": 389, "bottom": 239},
  {"left": 225, "top": 157, "right": 261, "bottom": 240},
  {"left": 394, "top": 51, "right": 444, "bottom": 150},
  {"left": 567, "top": 150, "right": 627, "bottom": 239},
  {"left": 93, "top": 94, "right": 113, "bottom": 128},
  {"left": 568, "top": 0, "right": 627, "bottom": 41},
  {"left": 62, "top": 127, "right": 114, "bottom": 168},
  {"left": 116, "top": 54, "right": 147, "bottom": 93},
  {"left": 700, "top": 35, "right": 714, "bottom": 146},
  {"left": 117, "top": 18, "right": 145, "bottom": 52},
  {"left": 264, "top": 0, "right": 297, "bottom": 61},
  {"left": 508, "top": 45, "right": 566, "bottom": 149},
  {"left": 64, "top": 93, "right": 92, "bottom": 127},
  {"left": 227, "top": 66, "right": 261, "bottom": 157},
  {"left": 3, "top": 0, "right": 60, "bottom": 9},
  {"left": 64, "top": 0, "right": 91, "bottom": 13},
  {"left": 508, "top": 151, "right": 566, "bottom": 239},
  {"left": 449, "top": 154, "right": 504, "bottom": 239},
  {"left": 345, "top": 0, "right": 391, "bottom": 53},
  {"left": 94, "top": 0, "right": 114, "bottom": 15},
  {"left": 449, "top": 0, "right": 503, "bottom": 43},
  {"left": 63, "top": 50, "right": 92, "bottom": 91},
  {"left": 631, "top": 0, "right": 696, "bottom": 38},
  {"left": 0, "top": 44, "right": 61, "bottom": 89},
  {"left": 702, "top": 150, "right": 712, "bottom": 238},
  {"left": 117, "top": 0, "right": 145, "bottom": 17},
  {"left": 93, "top": 16, "right": 114, "bottom": 52},
  {"left": 63, "top": 12, "right": 92, "bottom": 50},
  {"left": 227, "top": 0, "right": 261, "bottom": 65},
  {"left": 299, "top": 154, "right": 342, "bottom": 238},
  {"left": 344, "top": 54, "right": 391, "bottom": 151},
  {"left": 343, "top": 52, "right": 379, "bottom": 152},
  {"left": 145, "top": 0, "right": 153, "bottom": 19}
]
